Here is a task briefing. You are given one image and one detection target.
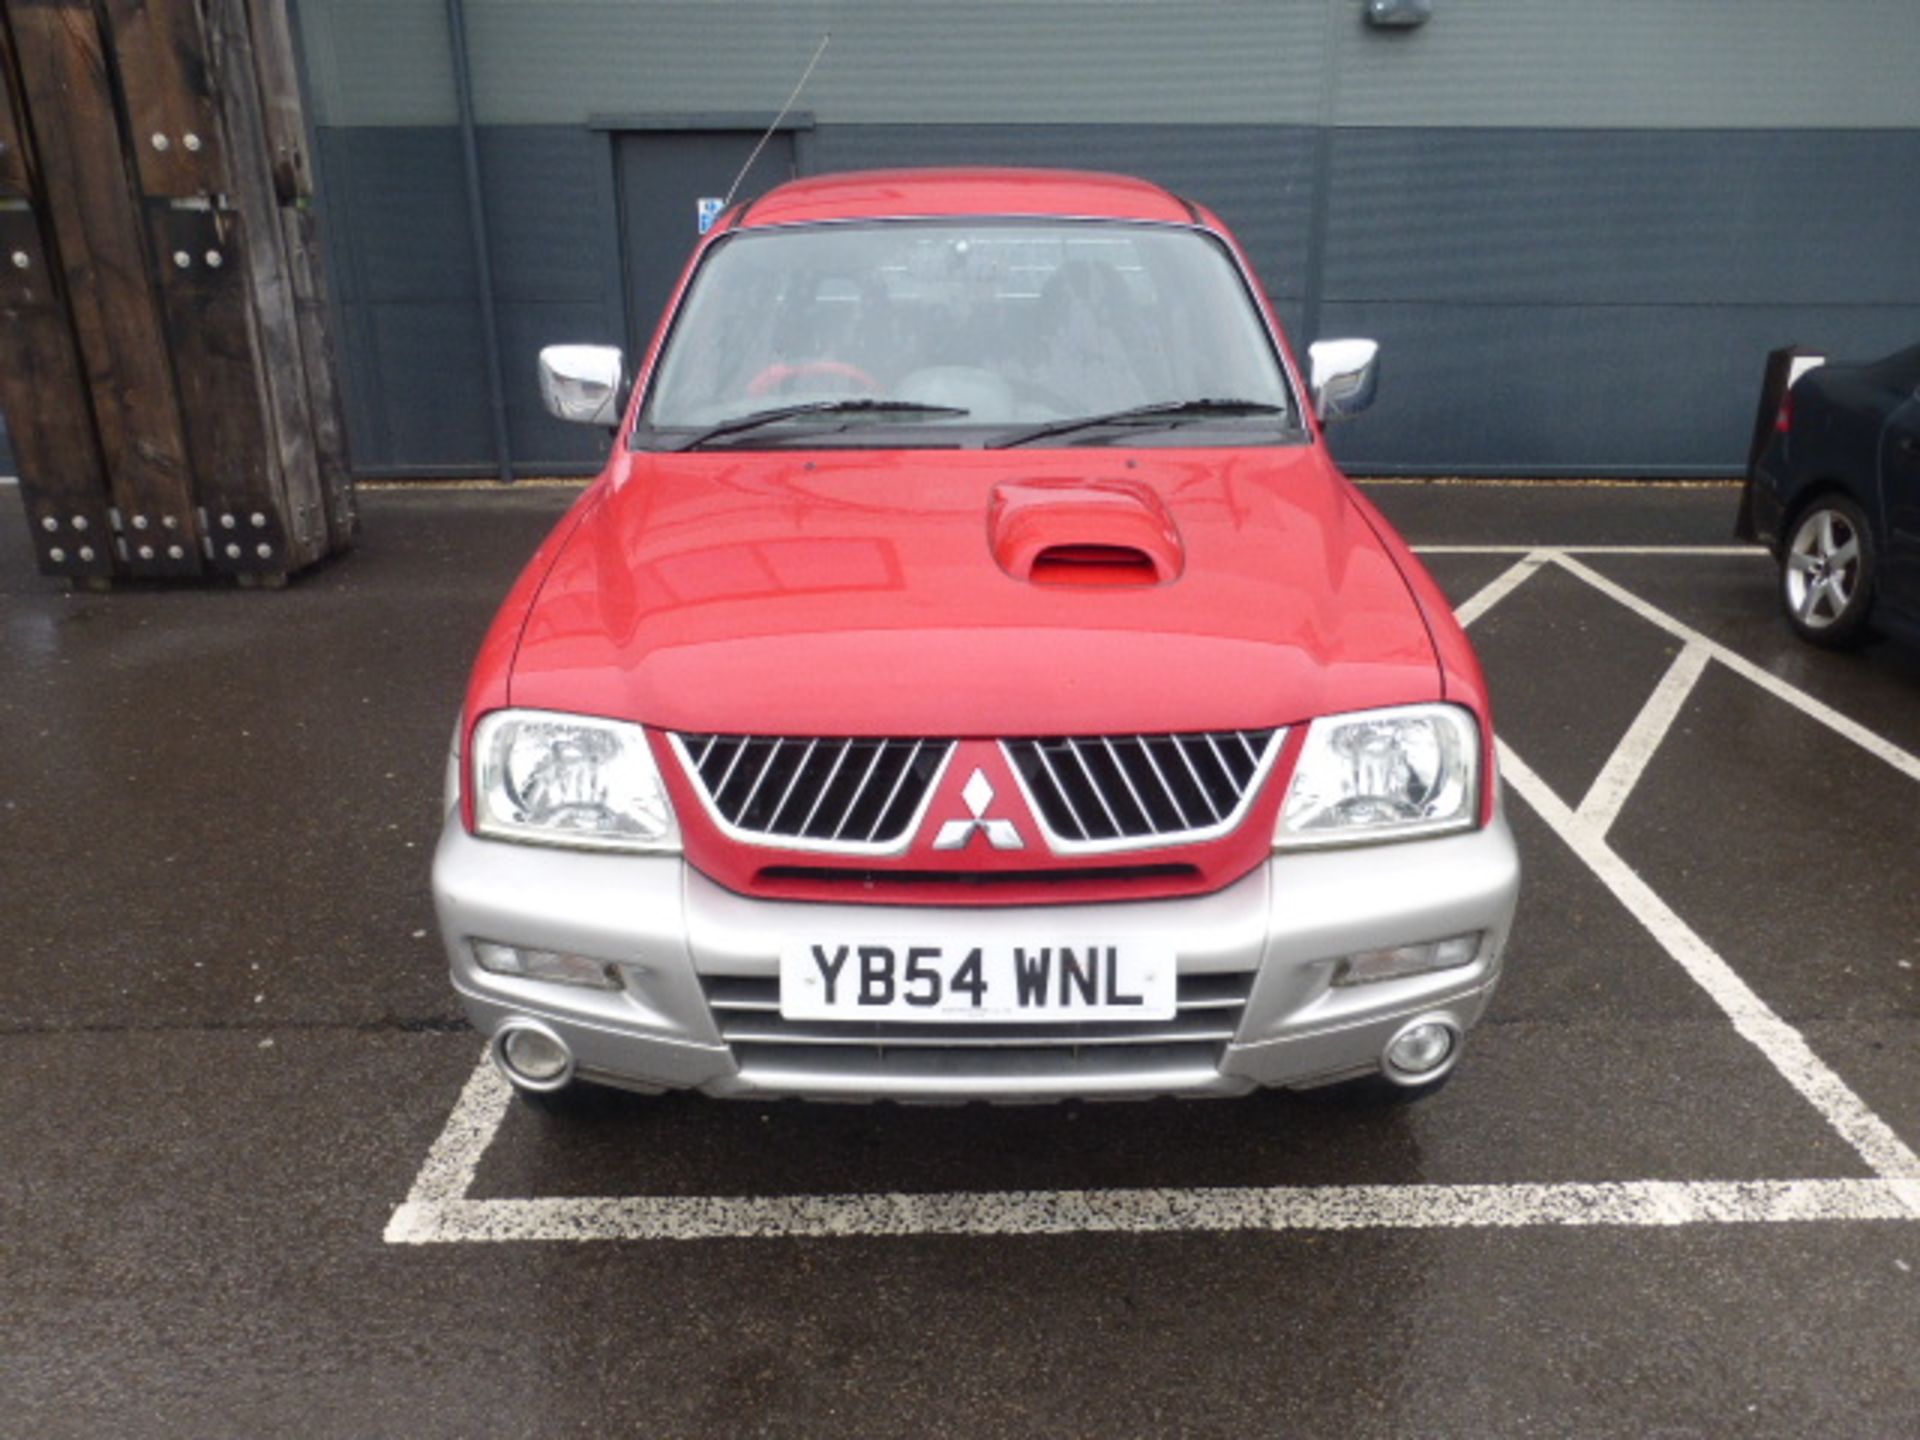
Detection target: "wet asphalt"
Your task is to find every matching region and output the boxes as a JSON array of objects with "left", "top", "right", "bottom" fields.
[{"left": 2, "top": 479, "right": 1916, "bottom": 1437}]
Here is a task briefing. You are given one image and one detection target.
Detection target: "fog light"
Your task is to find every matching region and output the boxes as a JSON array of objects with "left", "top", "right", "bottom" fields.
[
  {"left": 472, "top": 939, "right": 622, "bottom": 990},
  {"left": 1385, "top": 1020, "right": 1455, "bottom": 1077},
  {"left": 498, "top": 1023, "right": 572, "bottom": 1086},
  {"left": 1333, "top": 933, "right": 1480, "bottom": 987}
]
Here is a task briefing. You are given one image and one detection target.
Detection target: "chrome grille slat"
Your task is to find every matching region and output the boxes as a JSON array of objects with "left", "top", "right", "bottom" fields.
[
  {"left": 674, "top": 734, "right": 955, "bottom": 853},
  {"left": 833, "top": 741, "right": 890, "bottom": 840},
  {"left": 865, "top": 738, "right": 922, "bottom": 843},
  {"left": 712, "top": 737, "right": 751, "bottom": 802},
  {"left": 766, "top": 738, "right": 817, "bottom": 833},
  {"left": 1101, "top": 736, "right": 1157, "bottom": 832},
  {"left": 1135, "top": 736, "right": 1195, "bottom": 829},
  {"left": 735, "top": 739, "right": 783, "bottom": 820},
  {"left": 1170, "top": 736, "right": 1222, "bottom": 823},
  {"left": 798, "top": 742, "right": 853, "bottom": 837},
  {"left": 1065, "top": 740, "right": 1124, "bottom": 835},
  {"left": 1032, "top": 740, "right": 1090, "bottom": 841},
  {"left": 1004, "top": 730, "right": 1281, "bottom": 854}
]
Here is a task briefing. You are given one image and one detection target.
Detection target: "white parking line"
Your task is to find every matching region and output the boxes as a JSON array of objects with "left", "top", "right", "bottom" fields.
[
  {"left": 1499, "top": 743, "right": 1920, "bottom": 1182},
  {"left": 1450, "top": 550, "right": 1549, "bottom": 629},
  {"left": 1551, "top": 553, "right": 1920, "bottom": 786},
  {"left": 1575, "top": 641, "right": 1712, "bottom": 836},
  {"left": 387, "top": 545, "right": 1920, "bottom": 1243},
  {"left": 389, "top": 1178, "right": 1920, "bottom": 1246},
  {"left": 402, "top": 1049, "right": 515, "bottom": 1205}
]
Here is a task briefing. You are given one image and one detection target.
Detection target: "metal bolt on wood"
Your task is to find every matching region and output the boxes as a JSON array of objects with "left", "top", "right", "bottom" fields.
[
  {"left": 10, "top": 251, "right": 28, "bottom": 269},
  {"left": 151, "top": 132, "right": 169, "bottom": 150}
]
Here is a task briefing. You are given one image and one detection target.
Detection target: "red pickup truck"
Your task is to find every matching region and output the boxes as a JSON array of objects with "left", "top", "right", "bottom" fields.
[{"left": 434, "top": 168, "right": 1520, "bottom": 1109}]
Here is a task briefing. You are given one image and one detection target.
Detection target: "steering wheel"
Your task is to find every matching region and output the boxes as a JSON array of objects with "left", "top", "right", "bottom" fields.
[{"left": 747, "top": 360, "right": 880, "bottom": 398}]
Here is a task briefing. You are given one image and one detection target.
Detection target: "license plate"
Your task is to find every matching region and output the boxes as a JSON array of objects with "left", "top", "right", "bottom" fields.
[{"left": 778, "top": 940, "right": 1176, "bottom": 1022}]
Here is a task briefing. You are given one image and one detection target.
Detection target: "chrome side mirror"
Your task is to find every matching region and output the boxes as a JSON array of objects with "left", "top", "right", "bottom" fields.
[
  {"left": 538, "top": 344, "right": 626, "bottom": 426},
  {"left": 1307, "top": 338, "right": 1380, "bottom": 423}
]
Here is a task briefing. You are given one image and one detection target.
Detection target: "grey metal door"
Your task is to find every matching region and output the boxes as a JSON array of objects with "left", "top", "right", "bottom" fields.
[{"left": 616, "top": 130, "right": 797, "bottom": 358}]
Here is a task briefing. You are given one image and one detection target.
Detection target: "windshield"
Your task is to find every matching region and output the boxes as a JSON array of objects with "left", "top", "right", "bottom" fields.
[{"left": 639, "top": 220, "right": 1297, "bottom": 447}]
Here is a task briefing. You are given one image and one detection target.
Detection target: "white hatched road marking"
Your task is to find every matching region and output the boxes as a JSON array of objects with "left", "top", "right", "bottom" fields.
[
  {"left": 1575, "top": 640, "right": 1712, "bottom": 835},
  {"left": 387, "top": 545, "right": 1920, "bottom": 1243},
  {"left": 1450, "top": 549, "right": 1550, "bottom": 629},
  {"left": 1497, "top": 743, "right": 1920, "bottom": 1183},
  {"left": 1552, "top": 552, "right": 1920, "bottom": 786}
]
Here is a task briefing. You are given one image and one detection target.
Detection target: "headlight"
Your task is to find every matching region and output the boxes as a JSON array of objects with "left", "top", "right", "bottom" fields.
[
  {"left": 472, "top": 710, "right": 680, "bottom": 852},
  {"left": 1276, "top": 702, "right": 1479, "bottom": 847}
]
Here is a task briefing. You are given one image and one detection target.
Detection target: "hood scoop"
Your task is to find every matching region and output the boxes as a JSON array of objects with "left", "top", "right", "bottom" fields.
[{"left": 989, "top": 479, "right": 1184, "bottom": 588}]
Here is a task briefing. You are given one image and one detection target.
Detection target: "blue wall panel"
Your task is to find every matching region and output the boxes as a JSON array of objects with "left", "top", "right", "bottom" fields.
[
  {"left": 1323, "top": 129, "right": 1920, "bottom": 307},
  {"left": 1323, "top": 301, "right": 1920, "bottom": 476},
  {"left": 314, "top": 125, "right": 625, "bottom": 473}
]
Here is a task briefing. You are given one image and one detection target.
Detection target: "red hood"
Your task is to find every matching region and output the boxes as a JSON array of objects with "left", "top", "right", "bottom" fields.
[{"left": 506, "top": 447, "right": 1439, "bottom": 735}]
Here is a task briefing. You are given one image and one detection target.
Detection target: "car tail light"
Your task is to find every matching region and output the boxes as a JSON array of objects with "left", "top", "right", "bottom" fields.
[{"left": 1774, "top": 389, "right": 1794, "bottom": 434}]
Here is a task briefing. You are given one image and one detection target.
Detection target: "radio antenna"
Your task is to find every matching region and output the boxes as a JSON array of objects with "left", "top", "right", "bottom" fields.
[{"left": 722, "top": 32, "right": 831, "bottom": 211}]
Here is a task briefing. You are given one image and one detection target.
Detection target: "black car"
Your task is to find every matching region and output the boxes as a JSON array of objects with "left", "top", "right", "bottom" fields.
[{"left": 1742, "top": 343, "right": 1920, "bottom": 647}]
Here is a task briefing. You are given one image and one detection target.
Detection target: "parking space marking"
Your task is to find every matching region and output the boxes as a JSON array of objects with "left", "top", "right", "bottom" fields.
[
  {"left": 1575, "top": 640, "right": 1712, "bottom": 835},
  {"left": 388, "top": 1174, "right": 1920, "bottom": 1245},
  {"left": 402, "top": 1048, "right": 515, "bottom": 1205},
  {"left": 1497, "top": 742, "right": 1920, "bottom": 1182},
  {"left": 1550, "top": 553, "right": 1920, "bottom": 786},
  {"left": 387, "top": 545, "right": 1920, "bottom": 1244},
  {"left": 1450, "top": 550, "right": 1550, "bottom": 628}
]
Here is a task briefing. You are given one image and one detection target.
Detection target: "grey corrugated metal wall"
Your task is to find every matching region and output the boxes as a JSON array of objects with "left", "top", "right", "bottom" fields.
[{"left": 292, "top": 0, "right": 1920, "bottom": 477}]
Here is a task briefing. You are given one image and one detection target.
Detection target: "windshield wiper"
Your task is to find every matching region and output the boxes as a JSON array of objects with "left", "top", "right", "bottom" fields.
[
  {"left": 675, "top": 399, "right": 970, "bottom": 450},
  {"left": 988, "top": 398, "right": 1288, "bottom": 449}
]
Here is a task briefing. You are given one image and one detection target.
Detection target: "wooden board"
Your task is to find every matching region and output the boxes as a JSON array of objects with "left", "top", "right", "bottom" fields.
[
  {"left": 5, "top": 0, "right": 202, "bottom": 577},
  {"left": 243, "top": 0, "right": 314, "bottom": 202},
  {"left": 0, "top": 33, "right": 28, "bottom": 197},
  {"left": 283, "top": 204, "right": 356, "bottom": 546},
  {"left": 0, "top": 205, "right": 116, "bottom": 579},
  {"left": 200, "top": 0, "right": 331, "bottom": 569},
  {"left": 99, "top": 0, "right": 229, "bottom": 198},
  {"left": 148, "top": 204, "right": 294, "bottom": 576}
]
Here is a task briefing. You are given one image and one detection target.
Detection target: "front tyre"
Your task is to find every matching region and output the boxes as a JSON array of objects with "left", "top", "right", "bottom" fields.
[{"left": 1781, "top": 496, "right": 1876, "bottom": 647}]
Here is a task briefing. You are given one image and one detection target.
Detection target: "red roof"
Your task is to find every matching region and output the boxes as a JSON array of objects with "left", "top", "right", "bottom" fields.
[{"left": 738, "top": 167, "right": 1194, "bottom": 228}]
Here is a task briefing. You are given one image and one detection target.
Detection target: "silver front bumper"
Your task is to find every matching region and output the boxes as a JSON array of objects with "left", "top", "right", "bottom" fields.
[{"left": 433, "top": 810, "right": 1520, "bottom": 1103}]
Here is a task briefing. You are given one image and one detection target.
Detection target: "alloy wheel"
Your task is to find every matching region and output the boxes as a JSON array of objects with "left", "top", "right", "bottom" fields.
[{"left": 1783, "top": 507, "right": 1862, "bottom": 630}]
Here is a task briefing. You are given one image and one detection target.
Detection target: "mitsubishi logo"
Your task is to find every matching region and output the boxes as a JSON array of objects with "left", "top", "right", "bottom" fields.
[{"left": 932, "top": 769, "right": 1025, "bottom": 851}]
